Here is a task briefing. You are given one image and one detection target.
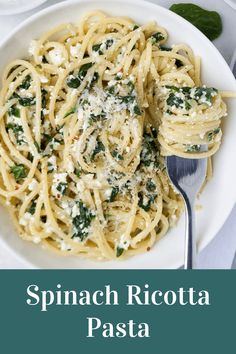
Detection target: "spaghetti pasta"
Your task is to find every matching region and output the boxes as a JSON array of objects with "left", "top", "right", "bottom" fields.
[{"left": 0, "top": 11, "right": 232, "bottom": 260}]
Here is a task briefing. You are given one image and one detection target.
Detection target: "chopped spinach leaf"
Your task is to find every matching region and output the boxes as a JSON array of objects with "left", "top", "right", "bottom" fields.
[
  {"left": 165, "top": 85, "right": 180, "bottom": 92},
  {"left": 105, "top": 39, "right": 114, "bottom": 49},
  {"left": 34, "top": 140, "right": 41, "bottom": 153},
  {"left": 194, "top": 87, "right": 217, "bottom": 102},
  {"left": 10, "top": 164, "right": 26, "bottom": 181},
  {"left": 134, "top": 105, "right": 142, "bottom": 115},
  {"left": 91, "top": 72, "right": 99, "bottom": 84},
  {"left": 116, "top": 246, "right": 124, "bottom": 257},
  {"left": 175, "top": 59, "right": 183, "bottom": 68},
  {"left": 27, "top": 152, "right": 34, "bottom": 162},
  {"left": 28, "top": 200, "right": 36, "bottom": 215},
  {"left": 6, "top": 123, "right": 25, "bottom": 145},
  {"left": 91, "top": 141, "right": 105, "bottom": 161},
  {"left": 72, "top": 201, "right": 95, "bottom": 241},
  {"left": 19, "top": 75, "right": 31, "bottom": 90},
  {"left": 78, "top": 62, "right": 94, "bottom": 77},
  {"left": 41, "top": 89, "right": 47, "bottom": 109},
  {"left": 41, "top": 215, "right": 47, "bottom": 223},
  {"left": 47, "top": 162, "right": 54, "bottom": 173},
  {"left": 10, "top": 92, "right": 20, "bottom": 100},
  {"left": 146, "top": 179, "right": 156, "bottom": 192},
  {"left": 165, "top": 86, "right": 217, "bottom": 110},
  {"left": 66, "top": 76, "right": 81, "bottom": 89},
  {"left": 74, "top": 167, "right": 81, "bottom": 177},
  {"left": 92, "top": 39, "right": 113, "bottom": 55},
  {"left": 140, "top": 132, "right": 159, "bottom": 168},
  {"left": 92, "top": 43, "right": 103, "bottom": 54},
  {"left": 138, "top": 191, "right": 156, "bottom": 211},
  {"left": 207, "top": 128, "right": 220, "bottom": 141},
  {"left": 111, "top": 149, "right": 124, "bottom": 161},
  {"left": 67, "top": 62, "right": 94, "bottom": 88},
  {"left": 167, "top": 93, "right": 185, "bottom": 109},
  {"left": 166, "top": 85, "right": 218, "bottom": 103},
  {"left": 185, "top": 144, "right": 201, "bottom": 152},
  {"left": 18, "top": 96, "right": 36, "bottom": 107},
  {"left": 64, "top": 106, "right": 77, "bottom": 118},
  {"left": 114, "top": 73, "right": 122, "bottom": 80},
  {"left": 89, "top": 111, "right": 106, "bottom": 124},
  {"left": 56, "top": 182, "right": 67, "bottom": 195},
  {"left": 151, "top": 126, "right": 158, "bottom": 138},
  {"left": 8, "top": 105, "right": 20, "bottom": 118},
  {"left": 118, "top": 95, "right": 135, "bottom": 104},
  {"left": 151, "top": 32, "right": 165, "bottom": 45},
  {"left": 159, "top": 46, "right": 172, "bottom": 51},
  {"left": 10, "top": 92, "right": 35, "bottom": 107},
  {"left": 107, "top": 85, "right": 115, "bottom": 95},
  {"left": 127, "top": 81, "right": 135, "bottom": 93},
  {"left": 41, "top": 133, "right": 53, "bottom": 150},
  {"left": 42, "top": 55, "right": 49, "bottom": 63},
  {"left": 109, "top": 186, "right": 119, "bottom": 202}
]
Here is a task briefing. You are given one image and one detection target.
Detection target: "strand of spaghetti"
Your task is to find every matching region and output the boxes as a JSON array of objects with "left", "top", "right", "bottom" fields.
[
  {"left": 1, "top": 65, "right": 24, "bottom": 92},
  {"left": 0, "top": 157, "right": 39, "bottom": 197},
  {"left": 0, "top": 157, "right": 15, "bottom": 191},
  {"left": 41, "top": 158, "right": 67, "bottom": 238},
  {"left": 194, "top": 56, "right": 201, "bottom": 86},
  {"left": 34, "top": 23, "right": 75, "bottom": 64},
  {"left": 158, "top": 134, "right": 221, "bottom": 158},
  {"left": 20, "top": 108, "right": 40, "bottom": 157},
  {"left": 220, "top": 91, "right": 236, "bottom": 98},
  {"left": 93, "top": 189, "right": 106, "bottom": 225},
  {"left": 0, "top": 99, "right": 18, "bottom": 123},
  {"left": 120, "top": 192, "right": 138, "bottom": 245},
  {"left": 131, "top": 195, "right": 162, "bottom": 246},
  {"left": 90, "top": 220, "right": 115, "bottom": 260},
  {"left": 3, "top": 69, "right": 30, "bottom": 102}
]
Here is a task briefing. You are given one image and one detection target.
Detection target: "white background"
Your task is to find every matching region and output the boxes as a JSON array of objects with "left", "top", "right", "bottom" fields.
[{"left": 0, "top": 0, "right": 235, "bottom": 268}]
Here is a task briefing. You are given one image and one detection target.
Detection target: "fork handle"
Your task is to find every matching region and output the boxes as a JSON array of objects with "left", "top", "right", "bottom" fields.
[{"left": 184, "top": 197, "right": 196, "bottom": 269}]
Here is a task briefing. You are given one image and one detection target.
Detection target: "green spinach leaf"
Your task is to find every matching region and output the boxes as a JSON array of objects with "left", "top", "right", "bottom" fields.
[
  {"left": 64, "top": 106, "right": 77, "bottom": 118},
  {"left": 67, "top": 62, "right": 94, "bottom": 88},
  {"left": 6, "top": 124, "right": 25, "bottom": 145},
  {"left": 116, "top": 247, "right": 124, "bottom": 257},
  {"left": 169, "top": 3, "right": 222, "bottom": 41},
  {"left": 138, "top": 191, "right": 156, "bottom": 211},
  {"left": 8, "top": 105, "right": 20, "bottom": 118},
  {"left": 10, "top": 164, "right": 26, "bottom": 181},
  {"left": 18, "top": 96, "right": 36, "bottom": 107},
  {"left": 56, "top": 182, "right": 67, "bottom": 195},
  {"left": 185, "top": 144, "right": 201, "bottom": 152},
  {"left": 111, "top": 149, "right": 124, "bottom": 161},
  {"left": 109, "top": 186, "right": 119, "bottom": 202},
  {"left": 19, "top": 75, "right": 31, "bottom": 90},
  {"left": 28, "top": 200, "right": 37, "bottom": 215},
  {"left": 151, "top": 32, "right": 165, "bottom": 45},
  {"left": 91, "top": 141, "right": 105, "bottom": 161},
  {"left": 72, "top": 201, "right": 95, "bottom": 241}
]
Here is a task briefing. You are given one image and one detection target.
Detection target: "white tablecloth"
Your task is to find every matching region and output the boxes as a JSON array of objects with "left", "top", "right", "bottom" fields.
[{"left": 0, "top": 0, "right": 235, "bottom": 269}]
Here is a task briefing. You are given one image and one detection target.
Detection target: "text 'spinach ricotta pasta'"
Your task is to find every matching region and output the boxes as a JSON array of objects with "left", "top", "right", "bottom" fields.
[{"left": 0, "top": 12, "right": 234, "bottom": 260}]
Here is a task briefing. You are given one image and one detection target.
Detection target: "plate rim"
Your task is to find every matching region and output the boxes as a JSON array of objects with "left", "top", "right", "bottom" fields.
[{"left": 0, "top": 0, "right": 48, "bottom": 16}]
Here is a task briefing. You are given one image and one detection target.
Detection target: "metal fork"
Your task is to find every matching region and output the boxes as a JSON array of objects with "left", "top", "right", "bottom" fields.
[{"left": 166, "top": 148, "right": 207, "bottom": 269}]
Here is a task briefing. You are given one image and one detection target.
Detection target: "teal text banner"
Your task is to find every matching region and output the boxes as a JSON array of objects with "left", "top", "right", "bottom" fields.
[{"left": 0, "top": 270, "right": 235, "bottom": 353}]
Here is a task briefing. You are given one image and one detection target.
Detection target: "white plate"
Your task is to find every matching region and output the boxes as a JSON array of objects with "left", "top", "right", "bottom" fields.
[
  {"left": 0, "top": 0, "right": 236, "bottom": 269},
  {"left": 224, "top": 0, "right": 236, "bottom": 11},
  {"left": 0, "top": 0, "right": 47, "bottom": 16}
]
